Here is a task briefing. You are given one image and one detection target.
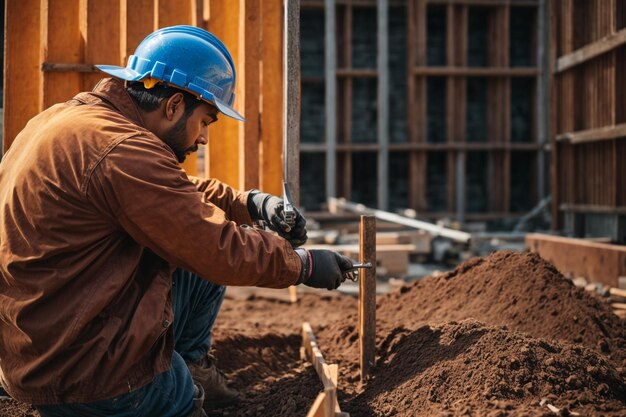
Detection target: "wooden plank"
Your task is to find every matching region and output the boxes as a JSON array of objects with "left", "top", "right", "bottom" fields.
[
  {"left": 359, "top": 215, "right": 376, "bottom": 381},
  {"left": 40, "top": 0, "right": 82, "bottom": 109},
  {"left": 306, "top": 392, "right": 327, "bottom": 417},
  {"left": 412, "top": 67, "right": 539, "bottom": 76},
  {"left": 260, "top": 0, "right": 283, "bottom": 196},
  {"left": 555, "top": 123, "right": 626, "bottom": 144},
  {"left": 4, "top": 0, "right": 41, "bottom": 152},
  {"left": 41, "top": 63, "right": 96, "bottom": 72},
  {"left": 336, "top": 68, "right": 378, "bottom": 77},
  {"left": 526, "top": 233, "right": 626, "bottom": 287},
  {"left": 237, "top": 0, "right": 261, "bottom": 189},
  {"left": 325, "top": 0, "right": 337, "bottom": 200},
  {"left": 610, "top": 287, "right": 626, "bottom": 298},
  {"left": 81, "top": 0, "right": 121, "bottom": 91},
  {"left": 121, "top": 0, "right": 155, "bottom": 64},
  {"left": 555, "top": 27, "right": 626, "bottom": 73},
  {"left": 301, "top": 323, "right": 346, "bottom": 416},
  {"left": 206, "top": 0, "right": 240, "bottom": 186},
  {"left": 155, "top": 0, "right": 198, "bottom": 176}
]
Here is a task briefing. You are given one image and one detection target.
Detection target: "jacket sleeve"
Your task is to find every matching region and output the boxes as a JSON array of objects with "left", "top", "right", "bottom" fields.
[
  {"left": 86, "top": 135, "right": 301, "bottom": 288},
  {"left": 186, "top": 175, "right": 253, "bottom": 225}
]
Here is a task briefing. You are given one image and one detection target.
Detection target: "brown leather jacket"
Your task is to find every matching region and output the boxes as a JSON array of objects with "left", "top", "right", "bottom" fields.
[{"left": 0, "top": 78, "right": 301, "bottom": 404}]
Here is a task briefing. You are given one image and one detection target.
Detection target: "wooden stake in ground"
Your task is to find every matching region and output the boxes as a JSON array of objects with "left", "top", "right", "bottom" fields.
[{"left": 359, "top": 215, "right": 376, "bottom": 382}]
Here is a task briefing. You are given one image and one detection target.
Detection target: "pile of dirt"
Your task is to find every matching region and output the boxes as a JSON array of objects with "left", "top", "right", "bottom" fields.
[
  {"left": 337, "top": 320, "right": 626, "bottom": 416},
  {"left": 2, "top": 250, "right": 625, "bottom": 417},
  {"left": 377, "top": 251, "right": 626, "bottom": 362}
]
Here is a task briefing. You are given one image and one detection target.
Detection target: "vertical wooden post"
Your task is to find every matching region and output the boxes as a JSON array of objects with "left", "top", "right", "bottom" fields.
[
  {"left": 359, "top": 215, "right": 376, "bottom": 382},
  {"left": 40, "top": 0, "right": 82, "bottom": 109},
  {"left": 155, "top": 0, "right": 198, "bottom": 176},
  {"left": 80, "top": 0, "right": 121, "bottom": 91},
  {"left": 239, "top": 0, "right": 261, "bottom": 190},
  {"left": 3, "top": 0, "right": 42, "bottom": 153},
  {"left": 206, "top": 0, "right": 241, "bottom": 186},
  {"left": 260, "top": 0, "right": 284, "bottom": 197}
]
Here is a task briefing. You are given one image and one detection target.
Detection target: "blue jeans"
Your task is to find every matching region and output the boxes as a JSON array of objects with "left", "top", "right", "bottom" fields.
[{"left": 36, "top": 269, "right": 226, "bottom": 417}]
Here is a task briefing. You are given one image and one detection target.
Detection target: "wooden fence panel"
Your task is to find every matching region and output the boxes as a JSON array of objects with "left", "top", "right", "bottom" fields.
[
  {"left": 4, "top": 0, "right": 41, "bottom": 152},
  {"left": 4, "top": 0, "right": 284, "bottom": 192},
  {"left": 40, "top": 0, "right": 82, "bottom": 109},
  {"left": 206, "top": 0, "right": 242, "bottom": 187},
  {"left": 80, "top": 0, "right": 122, "bottom": 91}
]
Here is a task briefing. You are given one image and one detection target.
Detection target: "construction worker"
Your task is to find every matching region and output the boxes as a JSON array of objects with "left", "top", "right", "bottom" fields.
[{"left": 0, "top": 26, "right": 355, "bottom": 417}]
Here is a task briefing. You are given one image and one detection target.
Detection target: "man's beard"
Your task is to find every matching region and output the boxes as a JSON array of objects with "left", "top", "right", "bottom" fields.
[{"left": 162, "top": 114, "right": 197, "bottom": 163}]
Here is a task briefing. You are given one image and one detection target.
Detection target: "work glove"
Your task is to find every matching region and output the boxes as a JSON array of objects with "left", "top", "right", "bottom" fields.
[
  {"left": 294, "top": 248, "right": 356, "bottom": 290},
  {"left": 248, "top": 190, "right": 308, "bottom": 247}
]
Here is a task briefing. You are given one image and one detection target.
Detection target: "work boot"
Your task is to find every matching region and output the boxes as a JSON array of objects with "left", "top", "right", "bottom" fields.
[
  {"left": 187, "top": 384, "right": 208, "bottom": 417},
  {"left": 186, "top": 354, "right": 240, "bottom": 409}
]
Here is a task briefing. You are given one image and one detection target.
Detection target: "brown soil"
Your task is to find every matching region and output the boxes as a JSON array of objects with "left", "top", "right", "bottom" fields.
[{"left": 2, "top": 251, "right": 625, "bottom": 416}]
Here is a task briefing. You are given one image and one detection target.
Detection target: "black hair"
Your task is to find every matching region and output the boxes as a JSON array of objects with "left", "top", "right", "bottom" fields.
[{"left": 126, "top": 81, "right": 201, "bottom": 117}]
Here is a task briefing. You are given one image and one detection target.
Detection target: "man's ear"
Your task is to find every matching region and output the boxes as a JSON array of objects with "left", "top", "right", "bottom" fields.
[{"left": 165, "top": 93, "right": 185, "bottom": 120}]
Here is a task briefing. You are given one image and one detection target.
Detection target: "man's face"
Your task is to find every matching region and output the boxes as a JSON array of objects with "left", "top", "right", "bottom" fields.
[{"left": 162, "top": 102, "right": 219, "bottom": 163}]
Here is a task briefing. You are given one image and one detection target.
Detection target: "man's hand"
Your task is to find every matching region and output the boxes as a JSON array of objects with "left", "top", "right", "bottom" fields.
[
  {"left": 294, "top": 249, "right": 356, "bottom": 290},
  {"left": 248, "top": 191, "right": 307, "bottom": 247}
]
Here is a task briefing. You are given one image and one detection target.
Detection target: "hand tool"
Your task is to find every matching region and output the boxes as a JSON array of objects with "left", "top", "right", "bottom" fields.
[
  {"left": 343, "top": 262, "right": 373, "bottom": 282},
  {"left": 282, "top": 0, "right": 299, "bottom": 232}
]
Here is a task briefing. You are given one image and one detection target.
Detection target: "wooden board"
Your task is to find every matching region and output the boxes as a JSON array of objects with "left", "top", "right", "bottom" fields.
[
  {"left": 526, "top": 233, "right": 626, "bottom": 287},
  {"left": 4, "top": 0, "right": 41, "bottom": 151},
  {"left": 206, "top": 0, "right": 241, "bottom": 186},
  {"left": 359, "top": 216, "right": 376, "bottom": 381}
]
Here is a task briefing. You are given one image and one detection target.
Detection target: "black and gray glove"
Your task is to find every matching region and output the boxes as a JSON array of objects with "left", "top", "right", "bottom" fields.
[
  {"left": 294, "top": 248, "right": 356, "bottom": 290},
  {"left": 248, "top": 190, "right": 307, "bottom": 247}
]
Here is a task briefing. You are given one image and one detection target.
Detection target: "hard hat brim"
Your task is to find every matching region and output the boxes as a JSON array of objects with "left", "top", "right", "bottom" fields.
[
  {"left": 214, "top": 99, "right": 245, "bottom": 122},
  {"left": 96, "top": 64, "right": 245, "bottom": 122},
  {"left": 95, "top": 64, "right": 144, "bottom": 81}
]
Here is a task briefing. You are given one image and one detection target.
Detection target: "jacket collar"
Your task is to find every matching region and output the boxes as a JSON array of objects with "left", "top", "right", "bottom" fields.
[{"left": 77, "top": 78, "right": 146, "bottom": 128}]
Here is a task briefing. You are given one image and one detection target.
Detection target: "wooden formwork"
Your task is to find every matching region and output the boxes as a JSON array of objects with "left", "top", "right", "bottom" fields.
[
  {"left": 3, "top": 0, "right": 286, "bottom": 196},
  {"left": 300, "top": 0, "right": 544, "bottom": 224},
  {"left": 551, "top": 0, "right": 626, "bottom": 239}
]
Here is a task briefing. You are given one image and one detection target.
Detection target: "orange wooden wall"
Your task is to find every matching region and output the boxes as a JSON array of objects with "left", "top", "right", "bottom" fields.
[{"left": 3, "top": 0, "right": 284, "bottom": 195}]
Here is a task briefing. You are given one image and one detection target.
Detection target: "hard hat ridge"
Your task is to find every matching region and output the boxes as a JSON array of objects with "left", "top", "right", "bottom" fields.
[{"left": 96, "top": 25, "right": 244, "bottom": 121}]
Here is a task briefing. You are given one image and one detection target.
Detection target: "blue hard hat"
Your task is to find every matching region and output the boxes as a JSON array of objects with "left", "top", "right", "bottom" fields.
[{"left": 96, "top": 25, "right": 244, "bottom": 121}]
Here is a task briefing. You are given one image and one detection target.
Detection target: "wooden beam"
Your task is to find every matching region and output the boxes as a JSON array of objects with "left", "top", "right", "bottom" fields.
[
  {"left": 555, "top": 123, "right": 626, "bottom": 144},
  {"left": 526, "top": 233, "right": 626, "bottom": 287},
  {"left": 40, "top": 0, "right": 82, "bottom": 110},
  {"left": 555, "top": 27, "right": 626, "bottom": 73},
  {"left": 237, "top": 0, "right": 262, "bottom": 189},
  {"left": 206, "top": 0, "right": 241, "bottom": 186},
  {"left": 41, "top": 63, "right": 96, "bottom": 73},
  {"left": 4, "top": 0, "right": 41, "bottom": 152},
  {"left": 260, "top": 0, "right": 284, "bottom": 196},
  {"left": 80, "top": 0, "right": 121, "bottom": 91},
  {"left": 155, "top": 0, "right": 198, "bottom": 176},
  {"left": 336, "top": 68, "right": 378, "bottom": 77},
  {"left": 121, "top": 0, "right": 155, "bottom": 64},
  {"left": 301, "top": 323, "right": 348, "bottom": 417},
  {"left": 358, "top": 215, "right": 376, "bottom": 382},
  {"left": 412, "top": 66, "right": 538, "bottom": 77}
]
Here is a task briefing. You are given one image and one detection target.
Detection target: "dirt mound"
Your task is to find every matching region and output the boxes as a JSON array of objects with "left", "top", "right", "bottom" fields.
[
  {"left": 378, "top": 251, "right": 626, "bottom": 362},
  {"left": 337, "top": 320, "right": 626, "bottom": 416}
]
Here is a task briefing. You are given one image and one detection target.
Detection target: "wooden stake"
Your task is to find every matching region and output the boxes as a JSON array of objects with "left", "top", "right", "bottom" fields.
[{"left": 359, "top": 215, "right": 376, "bottom": 382}]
